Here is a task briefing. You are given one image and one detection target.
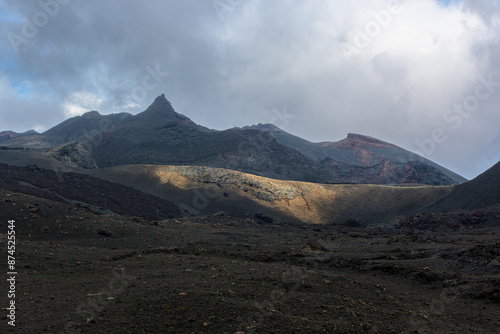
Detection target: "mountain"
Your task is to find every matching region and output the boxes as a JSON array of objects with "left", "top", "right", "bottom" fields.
[
  {"left": 1, "top": 94, "right": 465, "bottom": 185},
  {"left": 0, "top": 130, "right": 38, "bottom": 143},
  {"left": 1, "top": 111, "right": 131, "bottom": 149},
  {"left": 238, "top": 124, "right": 467, "bottom": 185},
  {"left": 89, "top": 95, "right": 331, "bottom": 183},
  {"left": 422, "top": 161, "right": 500, "bottom": 212},
  {"left": 396, "top": 161, "right": 500, "bottom": 230}
]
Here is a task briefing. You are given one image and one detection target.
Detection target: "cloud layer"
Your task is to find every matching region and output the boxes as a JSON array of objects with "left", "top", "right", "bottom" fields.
[{"left": 0, "top": 0, "right": 499, "bottom": 179}]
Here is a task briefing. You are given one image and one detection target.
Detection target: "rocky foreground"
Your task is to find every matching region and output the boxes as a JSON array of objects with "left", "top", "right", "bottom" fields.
[{"left": 1, "top": 191, "right": 499, "bottom": 334}]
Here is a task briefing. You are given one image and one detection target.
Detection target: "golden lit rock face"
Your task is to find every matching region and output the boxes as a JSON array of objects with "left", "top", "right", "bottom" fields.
[
  {"left": 93, "top": 164, "right": 454, "bottom": 225},
  {"left": 162, "top": 165, "right": 302, "bottom": 202}
]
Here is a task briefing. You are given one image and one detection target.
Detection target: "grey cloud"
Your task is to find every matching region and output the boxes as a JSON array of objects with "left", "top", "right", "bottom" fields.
[{"left": 0, "top": 0, "right": 499, "bottom": 179}]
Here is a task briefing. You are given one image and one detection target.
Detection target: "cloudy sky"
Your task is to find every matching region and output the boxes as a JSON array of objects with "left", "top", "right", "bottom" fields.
[{"left": 0, "top": 0, "right": 499, "bottom": 179}]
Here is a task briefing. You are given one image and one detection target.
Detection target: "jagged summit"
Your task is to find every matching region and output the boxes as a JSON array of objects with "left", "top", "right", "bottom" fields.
[
  {"left": 151, "top": 93, "right": 173, "bottom": 109},
  {"left": 144, "top": 94, "right": 175, "bottom": 114},
  {"left": 131, "top": 94, "right": 194, "bottom": 127}
]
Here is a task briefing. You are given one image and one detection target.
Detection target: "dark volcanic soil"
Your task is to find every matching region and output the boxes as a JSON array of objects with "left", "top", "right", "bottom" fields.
[
  {"left": 1, "top": 191, "right": 499, "bottom": 334},
  {"left": 0, "top": 163, "right": 181, "bottom": 220}
]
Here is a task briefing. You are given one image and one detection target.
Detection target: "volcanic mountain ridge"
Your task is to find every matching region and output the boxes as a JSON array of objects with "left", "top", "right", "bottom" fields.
[{"left": 1, "top": 94, "right": 466, "bottom": 185}]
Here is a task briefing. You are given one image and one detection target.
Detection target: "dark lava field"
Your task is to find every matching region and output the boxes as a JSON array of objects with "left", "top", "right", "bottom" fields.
[{"left": 1, "top": 190, "right": 499, "bottom": 334}]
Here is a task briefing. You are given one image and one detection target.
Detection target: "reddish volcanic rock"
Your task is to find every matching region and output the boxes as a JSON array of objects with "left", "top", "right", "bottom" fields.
[{"left": 240, "top": 124, "right": 466, "bottom": 185}]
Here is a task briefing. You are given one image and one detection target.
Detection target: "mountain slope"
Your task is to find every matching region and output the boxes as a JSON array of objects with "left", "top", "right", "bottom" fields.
[
  {"left": 85, "top": 164, "right": 453, "bottom": 225},
  {"left": 0, "top": 162, "right": 181, "bottom": 220},
  {"left": 397, "top": 161, "right": 500, "bottom": 230},
  {"left": 0, "top": 148, "right": 455, "bottom": 225},
  {"left": 2, "top": 111, "right": 131, "bottom": 149},
  {"left": 91, "top": 95, "right": 333, "bottom": 183},
  {"left": 1, "top": 94, "right": 464, "bottom": 185},
  {"left": 238, "top": 124, "right": 467, "bottom": 185},
  {"left": 423, "top": 161, "right": 500, "bottom": 212}
]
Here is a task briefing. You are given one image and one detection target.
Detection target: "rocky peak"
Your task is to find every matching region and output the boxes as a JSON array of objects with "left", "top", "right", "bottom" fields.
[
  {"left": 82, "top": 110, "right": 101, "bottom": 118},
  {"left": 147, "top": 94, "right": 175, "bottom": 112},
  {"left": 136, "top": 94, "right": 184, "bottom": 121},
  {"left": 123, "top": 94, "right": 212, "bottom": 132}
]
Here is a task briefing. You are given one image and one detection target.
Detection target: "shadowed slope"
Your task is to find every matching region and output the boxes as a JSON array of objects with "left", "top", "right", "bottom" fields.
[
  {"left": 0, "top": 163, "right": 181, "bottom": 220},
  {"left": 423, "top": 161, "right": 500, "bottom": 212},
  {"left": 238, "top": 124, "right": 466, "bottom": 185}
]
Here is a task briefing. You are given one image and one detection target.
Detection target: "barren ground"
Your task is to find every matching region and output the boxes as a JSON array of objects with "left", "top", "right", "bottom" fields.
[{"left": 1, "top": 191, "right": 499, "bottom": 334}]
